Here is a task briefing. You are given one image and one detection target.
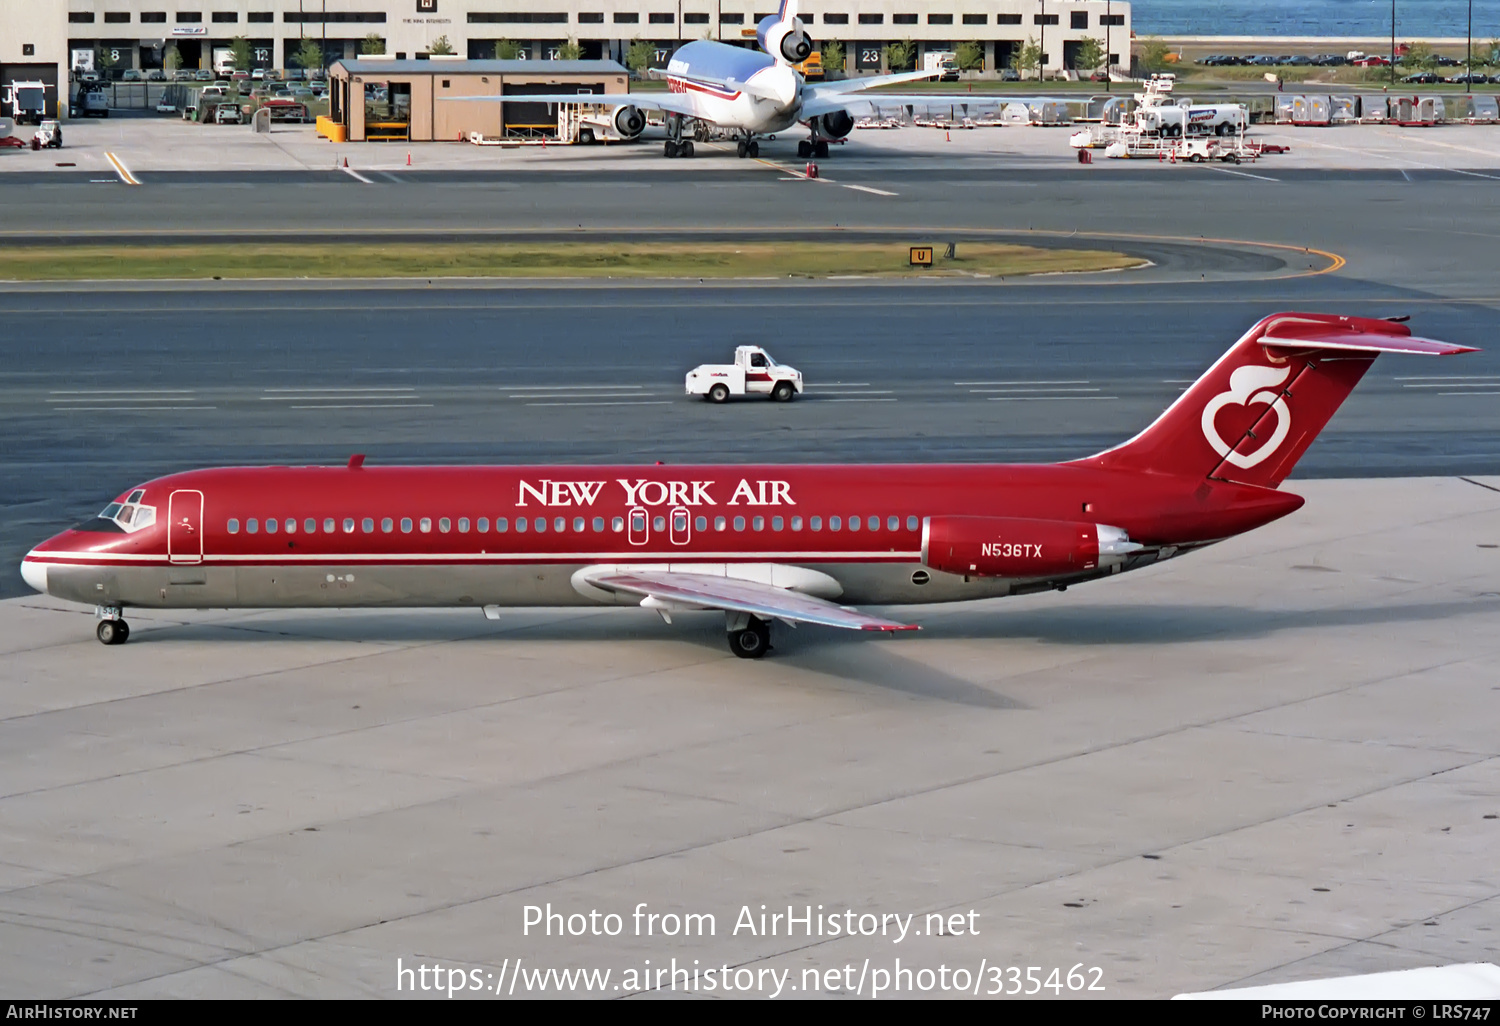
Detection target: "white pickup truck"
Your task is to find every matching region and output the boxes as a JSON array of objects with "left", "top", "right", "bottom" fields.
[{"left": 686, "top": 346, "right": 803, "bottom": 403}]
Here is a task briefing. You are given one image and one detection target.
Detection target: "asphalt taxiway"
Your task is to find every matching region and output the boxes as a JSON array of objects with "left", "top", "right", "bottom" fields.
[{"left": 1, "top": 477, "right": 1497, "bottom": 998}]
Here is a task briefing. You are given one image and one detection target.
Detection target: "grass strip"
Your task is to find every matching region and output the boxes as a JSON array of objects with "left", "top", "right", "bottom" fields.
[{"left": 0, "top": 241, "right": 1144, "bottom": 281}]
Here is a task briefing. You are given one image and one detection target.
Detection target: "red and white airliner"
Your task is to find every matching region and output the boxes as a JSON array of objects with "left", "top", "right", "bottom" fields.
[{"left": 21, "top": 313, "right": 1476, "bottom": 658}]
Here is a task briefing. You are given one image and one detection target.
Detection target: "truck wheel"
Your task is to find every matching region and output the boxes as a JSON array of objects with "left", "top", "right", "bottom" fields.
[
  {"left": 708, "top": 383, "right": 730, "bottom": 404},
  {"left": 771, "top": 382, "right": 794, "bottom": 402},
  {"left": 579, "top": 128, "right": 595, "bottom": 145}
]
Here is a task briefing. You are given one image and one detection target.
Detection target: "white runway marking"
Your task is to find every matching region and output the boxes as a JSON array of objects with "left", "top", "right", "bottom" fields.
[
  {"left": 956, "top": 380, "right": 1091, "bottom": 386},
  {"left": 524, "top": 400, "right": 674, "bottom": 407},
  {"left": 969, "top": 386, "right": 1101, "bottom": 394},
  {"left": 50, "top": 389, "right": 195, "bottom": 395},
  {"left": 843, "top": 184, "right": 899, "bottom": 196},
  {"left": 1204, "top": 164, "right": 1279, "bottom": 182},
  {"left": 57, "top": 406, "right": 216, "bottom": 412},
  {"left": 988, "top": 395, "right": 1118, "bottom": 401},
  {"left": 508, "top": 392, "right": 659, "bottom": 399},
  {"left": 822, "top": 397, "right": 898, "bottom": 402},
  {"left": 288, "top": 403, "right": 435, "bottom": 409},
  {"left": 342, "top": 166, "right": 374, "bottom": 184},
  {"left": 505, "top": 384, "right": 649, "bottom": 390}
]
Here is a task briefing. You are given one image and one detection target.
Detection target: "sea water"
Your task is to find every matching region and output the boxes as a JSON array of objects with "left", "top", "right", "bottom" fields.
[{"left": 1132, "top": 0, "right": 1500, "bottom": 37}]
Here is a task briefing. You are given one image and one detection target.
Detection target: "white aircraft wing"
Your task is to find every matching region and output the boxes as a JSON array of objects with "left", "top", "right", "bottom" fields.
[
  {"left": 587, "top": 571, "right": 919, "bottom": 632},
  {"left": 803, "top": 91, "right": 1067, "bottom": 119},
  {"left": 449, "top": 92, "right": 701, "bottom": 119},
  {"left": 802, "top": 68, "right": 942, "bottom": 102}
]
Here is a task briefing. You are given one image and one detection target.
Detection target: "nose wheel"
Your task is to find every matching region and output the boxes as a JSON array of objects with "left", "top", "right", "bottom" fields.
[
  {"left": 728, "top": 616, "right": 771, "bottom": 659},
  {"left": 96, "top": 619, "right": 130, "bottom": 645},
  {"left": 736, "top": 139, "right": 760, "bottom": 159}
]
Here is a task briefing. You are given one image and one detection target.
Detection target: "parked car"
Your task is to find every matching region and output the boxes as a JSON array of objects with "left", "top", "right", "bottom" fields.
[
  {"left": 120, "top": 69, "right": 142, "bottom": 82},
  {"left": 1313, "top": 54, "right": 1345, "bottom": 66},
  {"left": 145, "top": 69, "right": 166, "bottom": 81},
  {"left": 1448, "top": 72, "right": 1488, "bottom": 84},
  {"left": 1437, "top": 56, "right": 1462, "bottom": 66},
  {"left": 1285, "top": 55, "right": 1315, "bottom": 66},
  {"left": 194, "top": 69, "right": 213, "bottom": 81},
  {"left": 213, "top": 103, "right": 243, "bottom": 124},
  {"left": 999, "top": 68, "right": 1020, "bottom": 81},
  {"left": 1403, "top": 72, "right": 1441, "bottom": 83},
  {"left": 1354, "top": 56, "right": 1391, "bottom": 67}
]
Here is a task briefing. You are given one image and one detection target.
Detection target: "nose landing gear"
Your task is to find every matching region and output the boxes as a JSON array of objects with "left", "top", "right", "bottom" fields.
[
  {"left": 736, "top": 134, "right": 760, "bottom": 159},
  {"left": 95, "top": 605, "right": 130, "bottom": 645}
]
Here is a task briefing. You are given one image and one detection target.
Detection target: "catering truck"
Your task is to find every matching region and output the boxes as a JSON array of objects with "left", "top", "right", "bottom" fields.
[
  {"left": 923, "top": 51, "right": 960, "bottom": 82},
  {"left": 3, "top": 81, "right": 49, "bottom": 125}
]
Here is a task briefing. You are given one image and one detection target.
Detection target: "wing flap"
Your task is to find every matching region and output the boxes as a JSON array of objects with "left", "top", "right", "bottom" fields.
[{"left": 589, "top": 571, "right": 918, "bottom": 632}]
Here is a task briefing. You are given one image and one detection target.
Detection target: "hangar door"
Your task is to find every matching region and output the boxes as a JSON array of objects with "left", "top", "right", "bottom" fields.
[{"left": 502, "top": 82, "right": 603, "bottom": 137}]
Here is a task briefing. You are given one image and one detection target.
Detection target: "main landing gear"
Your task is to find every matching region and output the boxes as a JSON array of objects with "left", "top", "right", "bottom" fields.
[
  {"left": 796, "top": 138, "right": 830, "bottom": 159},
  {"left": 735, "top": 134, "right": 761, "bottom": 159},
  {"left": 663, "top": 113, "right": 695, "bottom": 158},
  {"left": 95, "top": 605, "right": 130, "bottom": 645},
  {"left": 727, "top": 613, "right": 771, "bottom": 659}
]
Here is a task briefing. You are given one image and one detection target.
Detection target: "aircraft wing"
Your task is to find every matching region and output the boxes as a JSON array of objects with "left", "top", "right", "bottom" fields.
[
  {"left": 803, "top": 91, "right": 1065, "bottom": 119},
  {"left": 587, "top": 571, "right": 919, "bottom": 632},
  {"left": 449, "top": 92, "right": 701, "bottom": 119},
  {"left": 803, "top": 68, "right": 941, "bottom": 102}
]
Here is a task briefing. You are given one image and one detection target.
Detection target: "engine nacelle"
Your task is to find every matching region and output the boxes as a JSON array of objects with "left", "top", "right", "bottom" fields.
[
  {"left": 613, "top": 105, "right": 645, "bottom": 139},
  {"left": 814, "top": 110, "right": 854, "bottom": 139},
  {"left": 757, "top": 15, "right": 812, "bottom": 64},
  {"left": 921, "top": 516, "right": 1142, "bottom": 578}
]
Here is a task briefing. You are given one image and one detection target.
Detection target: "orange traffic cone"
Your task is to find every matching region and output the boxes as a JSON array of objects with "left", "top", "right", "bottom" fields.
[{"left": 946, "top": 129, "right": 951, "bottom": 142}]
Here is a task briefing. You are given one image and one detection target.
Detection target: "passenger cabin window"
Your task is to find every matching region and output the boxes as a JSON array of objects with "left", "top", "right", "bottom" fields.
[
  {"left": 535, "top": 517, "right": 546, "bottom": 532},
  {"left": 907, "top": 516, "right": 918, "bottom": 531},
  {"left": 266, "top": 518, "right": 278, "bottom": 534},
  {"left": 324, "top": 518, "right": 335, "bottom": 533},
  {"left": 593, "top": 517, "right": 605, "bottom": 532},
  {"left": 420, "top": 518, "right": 432, "bottom": 533},
  {"left": 459, "top": 518, "right": 470, "bottom": 533},
  {"left": 772, "top": 516, "right": 783, "bottom": 531},
  {"left": 734, "top": 516, "right": 745, "bottom": 531},
  {"left": 478, "top": 517, "right": 490, "bottom": 532},
  {"left": 439, "top": 518, "right": 451, "bottom": 533},
  {"left": 343, "top": 518, "right": 355, "bottom": 533},
  {"left": 574, "top": 517, "right": 585, "bottom": 532},
  {"left": 247, "top": 518, "right": 259, "bottom": 534},
  {"left": 811, "top": 516, "right": 822, "bottom": 531},
  {"left": 555, "top": 517, "right": 567, "bottom": 532},
  {"left": 496, "top": 517, "right": 508, "bottom": 532},
  {"left": 304, "top": 518, "right": 315, "bottom": 533},
  {"left": 401, "top": 517, "right": 413, "bottom": 533},
  {"left": 830, "top": 516, "right": 841, "bottom": 530},
  {"left": 516, "top": 517, "right": 527, "bottom": 532},
  {"left": 362, "top": 518, "right": 374, "bottom": 533},
  {"left": 695, "top": 516, "right": 707, "bottom": 531},
  {"left": 848, "top": 516, "right": 860, "bottom": 532},
  {"left": 227, "top": 518, "right": 240, "bottom": 533},
  {"left": 285, "top": 518, "right": 296, "bottom": 533},
  {"left": 791, "top": 516, "right": 802, "bottom": 530},
  {"left": 715, "top": 516, "right": 726, "bottom": 531},
  {"left": 653, "top": 515, "right": 665, "bottom": 531},
  {"left": 612, "top": 517, "right": 623, "bottom": 532},
  {"left": 382, "top": 517, "right": 393, "bottom": 532}
]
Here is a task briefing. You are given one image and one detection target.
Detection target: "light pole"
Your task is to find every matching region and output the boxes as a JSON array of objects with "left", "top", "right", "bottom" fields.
[
  {"left": 1105, "top": 0, "right": 1111, "bottom": 92},
  {"left": 1467, "top": 0, "right": 1473, "bottom": 86},
  {"left": 1389, "top": 0, "right": 1395, "bottom": 86},
  {"left": 1039, "top": 0, "right": 1046, "bottom": 82}
]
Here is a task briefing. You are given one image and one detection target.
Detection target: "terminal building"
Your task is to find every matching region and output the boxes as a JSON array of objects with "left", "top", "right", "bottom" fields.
[{"left": 5, "top": 1, "right": 1132, "bottom": 117}]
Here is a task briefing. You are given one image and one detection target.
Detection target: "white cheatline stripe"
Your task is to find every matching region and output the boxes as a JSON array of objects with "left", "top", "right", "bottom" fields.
[
  {"left": 32, "top": 549, "right": 923, "bottom": 564},
  {"left": 1440, "top": 390, "right": 1500, "bottom": 395},
  {"left": 1203, "top": 164, "right": 1279, "bottom": 182},
  {"left": 104, "top": 152, "right": 140, "bottom": 185},
  {"left": 342, "top": 166, "right": 374, "bottom": 184}
]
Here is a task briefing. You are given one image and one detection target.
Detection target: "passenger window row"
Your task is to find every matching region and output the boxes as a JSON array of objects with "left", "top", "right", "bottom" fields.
[{"left": 223, "top": 514, "right": 923, "bottom": 536}]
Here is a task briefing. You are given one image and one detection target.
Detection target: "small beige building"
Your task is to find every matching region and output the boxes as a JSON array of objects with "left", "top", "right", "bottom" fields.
[{"left": 327, "top": 57, "right": 627, "bottom": 142}]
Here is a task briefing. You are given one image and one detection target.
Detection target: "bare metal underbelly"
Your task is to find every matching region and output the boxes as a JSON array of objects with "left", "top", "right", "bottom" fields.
[{"left": 44, "top": 560, "right": 1042, "bottom": 610}]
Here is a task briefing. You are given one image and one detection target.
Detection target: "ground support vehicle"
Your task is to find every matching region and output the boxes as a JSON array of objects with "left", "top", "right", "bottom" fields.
[
  {"left": 924, "top": 51, "right": 959, "bottom": 82},
  {"left": 686, "top": 347, "right": 803, "bottom": 403},
  {"left": 32, "top": 120, "right": 62, "bottom": 149},
  {"left": 4, "top": 81, "right": 49, "bottom": 125}
]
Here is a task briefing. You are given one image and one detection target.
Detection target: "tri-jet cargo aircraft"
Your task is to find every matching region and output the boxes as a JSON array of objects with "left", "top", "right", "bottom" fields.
[
  {"left": 21, "top": 314, "right": 1474, "bottom": 658},
  {"left": 461, "top": 0, "right": 980, "bottom": 158}
]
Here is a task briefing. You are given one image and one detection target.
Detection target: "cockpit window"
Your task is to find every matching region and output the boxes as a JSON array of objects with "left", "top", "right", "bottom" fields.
[{"left": 91, "top": 489, "right": 156, "bottom": 534}]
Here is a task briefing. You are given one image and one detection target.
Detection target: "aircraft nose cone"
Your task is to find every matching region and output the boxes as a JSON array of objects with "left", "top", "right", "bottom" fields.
[{"left": 20, "top": 559, "right": 48, "bottom": 595}]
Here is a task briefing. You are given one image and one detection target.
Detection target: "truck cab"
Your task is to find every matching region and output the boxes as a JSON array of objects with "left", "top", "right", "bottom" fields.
[
  {"left": 4, "top": 81, "right": 49, "bottom": 125},
  {"left": 685, "top": 346, "right": 804, "bottom": 403}
]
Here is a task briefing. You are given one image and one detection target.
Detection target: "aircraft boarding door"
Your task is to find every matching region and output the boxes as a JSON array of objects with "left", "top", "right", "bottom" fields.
[
  {"left": 628, "top": 507, "right": 648, "bottom": 546},
  {"left": 670, "top": 506, "right": 690, "bottom": 545},
  {"left": 168, "top": 489, "right": 204, "bottom": 564}
]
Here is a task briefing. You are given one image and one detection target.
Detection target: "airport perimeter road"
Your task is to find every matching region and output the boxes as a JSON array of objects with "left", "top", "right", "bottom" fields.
[
  {"left": 1, "top": 477, "right": 1497, "bottom": 998},
  {"left": 3, "top": 280, "right": 1498, "bottom": 600}
]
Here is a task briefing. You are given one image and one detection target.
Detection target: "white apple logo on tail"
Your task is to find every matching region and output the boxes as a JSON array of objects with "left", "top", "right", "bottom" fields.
[{"left": 1201, "top": 364, "right": 1292, "bottom": 469}]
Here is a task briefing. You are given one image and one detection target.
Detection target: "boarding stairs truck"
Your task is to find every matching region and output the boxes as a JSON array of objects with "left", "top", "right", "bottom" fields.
[
  {"left": 1126, "top": 74, "right": 1246, "bottom": 138},
  {"left": 686, "top": 346, "right": 803, "bottom": 403}
]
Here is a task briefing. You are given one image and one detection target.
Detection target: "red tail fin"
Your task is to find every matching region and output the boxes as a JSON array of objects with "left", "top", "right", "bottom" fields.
[{"left": 1071, "top": 313, "right": 1477, "bottom": 487}]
